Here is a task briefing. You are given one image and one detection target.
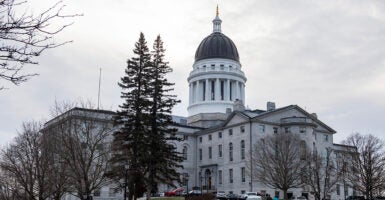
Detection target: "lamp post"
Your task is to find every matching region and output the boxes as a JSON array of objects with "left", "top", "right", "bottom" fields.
[
  {"left": 183, "top": 173, "right": 189, "bottom": 199},
  {"left": 124, "top": 163, "right": 129, "bottom": 200}
]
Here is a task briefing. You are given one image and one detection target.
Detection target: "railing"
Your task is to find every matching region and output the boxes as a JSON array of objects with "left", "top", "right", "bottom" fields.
[{"left": 189, "top": 66, "right": 245, "bottom": 77}]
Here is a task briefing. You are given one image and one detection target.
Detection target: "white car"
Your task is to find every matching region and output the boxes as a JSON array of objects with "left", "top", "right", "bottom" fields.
[
  {"left": 240, "top": 192, "right": 259, "bottom": 199},
  {"left": 247, "top": 195, "right": 262, "bottom": 200},
  {"left": 216, "top": 191, "right": 227, "bottom": 199}
]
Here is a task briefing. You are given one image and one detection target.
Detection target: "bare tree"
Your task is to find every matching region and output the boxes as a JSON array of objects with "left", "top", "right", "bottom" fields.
[
  {"left": 301, "top": 147, "right": 346, "bottom": 200},
  {"left": 0, "top": 121, "right": 53, "bottom": 200},
  {"left": 248, "top": 133, "right": 304, "bottom": 200},
  {"left": 0, "top": 0, "right": 80, "bottom": 88},
  {"left": 44, "top": 102, "right": 114, "bottom": 200},
  {"left": 343, "top": 133, "right": 385, "bottom": 199}
]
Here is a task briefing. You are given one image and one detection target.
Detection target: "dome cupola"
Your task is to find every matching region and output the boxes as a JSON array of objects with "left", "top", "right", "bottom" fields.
[{"left": 194, "top": 6, "right": 239, "bottom": 62}]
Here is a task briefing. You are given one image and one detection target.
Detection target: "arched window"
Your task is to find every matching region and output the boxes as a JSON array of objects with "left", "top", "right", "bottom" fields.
[
  {"left": 229, "top": 142, "right": 233, "bottom": 161},
  {"left": 241, "top": 140, "right": 245, "bottom": 160},
  {"left": 183, "top": 146, "right": 188, "bottom": 160}
]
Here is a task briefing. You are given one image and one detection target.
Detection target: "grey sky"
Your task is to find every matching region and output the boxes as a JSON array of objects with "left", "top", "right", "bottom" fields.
[{"left": 1, "top": 0, "right": 384, "bottom": 146}]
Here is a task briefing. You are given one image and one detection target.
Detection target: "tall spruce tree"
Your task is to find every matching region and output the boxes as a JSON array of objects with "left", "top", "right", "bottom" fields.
[
  {"left": 144, "top": 35, "right": 182, "bottom": 199},
  {"left": 110, "top": 32, "right": 152, "bottom": 200}
]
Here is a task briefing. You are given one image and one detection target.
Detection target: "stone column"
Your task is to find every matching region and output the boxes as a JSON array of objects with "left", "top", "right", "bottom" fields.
[
  {"left": 215, "top": 78, "right": 220, "bottom": 101},
  {"left": 195, "top": 81, "right": 199, "bottom": 102},
  {"left": 189, "top": 83, "right": 192, "bottom": 104},
  {"left": 241, "top": 83, "right": 245, "bottom": 103},
  {"left": 226, "top": 79, "right": 231, "bottom": 101}
]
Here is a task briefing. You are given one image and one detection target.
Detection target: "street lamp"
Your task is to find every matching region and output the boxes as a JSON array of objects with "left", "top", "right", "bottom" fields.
[
  {"left": 183, "top": 173, "right": 189, "bottom": 199},
  {"left": 124, "top": 163, "right": 129, "bottom": 200}
]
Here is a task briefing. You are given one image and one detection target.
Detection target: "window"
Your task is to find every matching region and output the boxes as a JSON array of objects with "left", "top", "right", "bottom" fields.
[
  {"left": 300, "top": 141, "right": 306, "bottom": 160},
  {"left": 285, "top": 127, "right": 290, "bottom": 133},
  {"left": 240, "top": 126, "right": 245, "bottom": 133},
  {"left": 259, "top": 125, "right": 265, "bottom": 133},
  {"left": 211, "top": 64, "right": 215, "bottom": 69},
  {"left": 229, "top": 129, "right": 233, "bottom": 136},
  {"left": 273, "top": 127, "right": 278, "bottom": 134},
  {"left": 241, "top": 167, "right": 246, "bottom": 182},
  {"left": 220, "top": 64, "right": 224, "bottom": 70},
  {"left": 218, "top": 132, "right": 222, "bottom": 138},
  {"left": 218, "top": 144, "right": 223, "bottom": 157},
  {"left": 183, "top": 146, "right": 188, "bottom": 160},
  {"left": 199, "top": 137, "right": 202, "bottom": 143},
  {"left": 344, "top": 185, "right": 348, "bottom": 196},
  {"left": 183, "top": 135, "right": 188, "bottom": 140},
  {"left": 199, "top": 149, "right": 202, "bottom": 161},
  {"left": 300, "top": 127, "right": 306, "bottom": 133},
  {"left": 324, "top": 134, "right": 329, "bottom": 142},
  {"left": 94, "top": 189, "right": 101, "bottom": 197},
  {"left": 313, "top": 131, "right": 317, "bottom": 140},
  {"left": 337, "top": 184, "right": 340, "bottom": 195},
  {"left": 209, "top": 147, "right": 212, "bottom": 159},
  {"left": 241, "top": 190, "right": 245, "bottom": 194},
  {"left": 241, "top": 140, "right": 245, "bottom": 160},
  {"left": 229, "top": 143, "right": 233, "bottom": 161},
  {"left": 218, "top": 170, "right": 222, "bottom": 184},
  {"left": 229, "top": 169, "right": 233, "bottom": 183},
  {"left": 208, "top": 134, "right": 212, "bottom": 140}
]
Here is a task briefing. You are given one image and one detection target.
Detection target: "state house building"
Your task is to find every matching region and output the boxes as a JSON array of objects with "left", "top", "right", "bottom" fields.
[{"left": 58, "top": 9, "right": 355, "bottom": 200}]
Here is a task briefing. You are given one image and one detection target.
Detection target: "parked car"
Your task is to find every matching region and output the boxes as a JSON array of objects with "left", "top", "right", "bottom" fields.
[
  {"left": 164, "top": 187, "right": 184, "bottom": 196},
  {"left": 188, "top": 189, "right": 202, "bottom": 196},
  {"left": 374, "top": 197, "right": 385, "bottom": 200},
  {"left": 247, "top": 195, "right": 262, "bottom": 200},
  {"left": 227, "top": 193, "right": 240, "bottom": 200},
  {"left": 240, "top": 192, "right": 259, "bottom": 199},
  {"left": 216, "top": 191, "right": 227, "bottom": 200}
]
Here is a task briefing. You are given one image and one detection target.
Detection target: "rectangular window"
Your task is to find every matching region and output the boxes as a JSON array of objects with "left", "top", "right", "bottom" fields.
[
  {"left": 211, "top": 64, "right": 215, "bottom": 69},
  {"left": 285, "top": 127, "right": 290, "bottom": 133},
  {"left": 229, "top": 129, "right": 233, "bottom": 136},
  {"left": 218, "top": 144, "right": 223, "bottom": 157},
  {"left": 94, "top": 189, "right": 101, "bottom": 197},
  {"left": 218, "top": 132, "right": 222, "bottom": 138},
  {"left": 241, "top": 190, "right": 245, "bottom": 194},
  {"left": 218, "top": 170, "right": 222, "bottom": 184},
  {"left": 337, "top": 184, "right": 340, "bottom": 195},
  {"left": 324, "top": 134, "right": 329, "bottom": 142},
  {"left": 273, "top": 127, "right": 278, "bottom": 134},
  {"left": 300, "top": 127, "right": 306, "bottom": 133},
  {"left": 208, "top": 134, "right": 212, "bottom": 140},
  {"left": 209, "top": 147, "right": 212, "bottom": 159},
  {"left": 240, "top": 126, "right": 245, "bottom": 133},
  {"left": 259, "top": 125, "right": 265, "bottom": 133},
  {"left": 199, "top": 137, "right": 202, "bottom": 143},
  {"left": 183, "top": 135, "right": 188, "bottom": 140},
  {"left": 199, "top": 149, "right": 202, "bottom": 161},
  {"left": 241, "top": 167, "right": 245, "bottom": 182},
  {"left": 229, "top": 169, "right": 233, "bottom": 183}
]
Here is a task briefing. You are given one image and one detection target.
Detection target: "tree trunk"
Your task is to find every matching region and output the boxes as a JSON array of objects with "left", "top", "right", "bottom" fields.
[{"left": 283, "top": 189, "right": 288, "bottom": 200}]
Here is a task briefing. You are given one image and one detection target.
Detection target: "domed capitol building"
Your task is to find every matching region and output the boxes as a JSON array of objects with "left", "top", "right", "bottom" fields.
[{"left": 51, "top": 8, "right": 356, "bottom": 200}]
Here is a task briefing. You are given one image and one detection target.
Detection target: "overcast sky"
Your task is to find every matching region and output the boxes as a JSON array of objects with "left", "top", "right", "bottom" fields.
[{"left": 1, "top": 0, "right": 385, "bottom": 146}]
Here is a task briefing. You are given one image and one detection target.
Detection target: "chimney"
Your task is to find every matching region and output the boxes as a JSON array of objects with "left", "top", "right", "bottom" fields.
[
  {"left": 267, "top": 102, "right": 276, "bottom": 111},
  {"left": 311, "top": 113, "right": 318, "bottom": 119},
  {"left": 233, "top": 99, "right": 245, "bottom": 111}
]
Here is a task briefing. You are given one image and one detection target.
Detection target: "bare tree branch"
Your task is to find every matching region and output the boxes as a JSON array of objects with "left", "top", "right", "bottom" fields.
[{"left": 0, "top": 0, "right": 81, "bottom": 88}]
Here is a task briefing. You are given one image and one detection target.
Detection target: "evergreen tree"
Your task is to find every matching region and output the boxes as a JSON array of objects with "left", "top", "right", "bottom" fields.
[
  {"left": 110, "top": 32, "right": 152, "bottom": 200},
  {"left": 144, "top": 35, "right": 182, "bottom": 199}
]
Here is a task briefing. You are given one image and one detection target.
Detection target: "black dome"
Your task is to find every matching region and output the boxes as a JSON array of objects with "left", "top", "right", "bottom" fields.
[{"left": 195, "top": 32, "right": 239, "bottom": 62}]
